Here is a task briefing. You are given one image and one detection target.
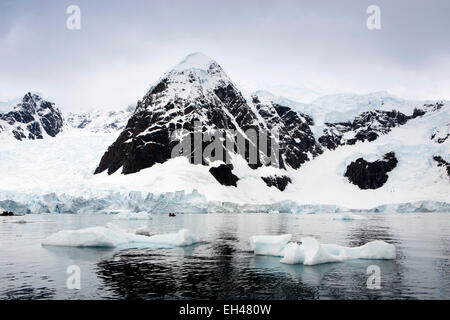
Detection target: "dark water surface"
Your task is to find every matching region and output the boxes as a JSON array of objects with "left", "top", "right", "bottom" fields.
[{"left": 1, "top": 213, "right": 449, "bottom": 299}]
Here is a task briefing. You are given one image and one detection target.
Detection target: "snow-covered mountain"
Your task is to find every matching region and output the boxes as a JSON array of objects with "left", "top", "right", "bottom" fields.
[
  {"left": 0, "top": 93, "right": 64, "bottom": 140},
  {"left": 94, "top": 53, "right": 322, "bottom": 189},
  {"left": 0, "top": 53, "right": 448, "bottom": 213},
  {"left": 66, "top": 105, "right": 135, "bottom": 133}
]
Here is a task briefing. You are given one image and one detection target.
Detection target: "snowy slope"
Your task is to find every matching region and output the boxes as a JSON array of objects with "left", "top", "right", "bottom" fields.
[
  {"left": 284, "top": 102, "right": 450, "bottom": 208},
  {"left": 252, "top": 90, "right": 423, "bottom": 137},
  {"left": 312, "top": 91, "right": 419, "bottom": 123},
  {"left": 0, "top": 97, "right": 22, "bottom": 113},
  {"left": 256, "top": 84, "right": 328, "bottom": 104},
  {"left": 66, "top": 105, "right": 135, "bottom": 133}
]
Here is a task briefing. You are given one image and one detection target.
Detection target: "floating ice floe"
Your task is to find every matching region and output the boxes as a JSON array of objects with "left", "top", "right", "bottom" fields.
[
  {"left": 112, "top": 211, "right": 152, "bottom": 220},
  {"left": 42, "top": 224, "right": 198, "bottom": 248},
  {"left": 251, "top": 235, "right": 395, "bottom": 265},
  {"left": 332, "top": 214, "right": 368, "bottom": 221},
  {"left": 250, "top": 234, "right": 292, "bottom": 256},
  {"left": 2, "top": 219, "right": 28, "bottom": 224},
  {"left": 10, "top": 219, "right": 28, "bottom": 224}
]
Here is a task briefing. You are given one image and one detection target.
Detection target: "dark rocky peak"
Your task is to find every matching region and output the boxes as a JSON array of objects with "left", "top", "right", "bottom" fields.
[
  {"left": 95, "top": 53, "right": 275, "bottom": 176},
  {"left": 252, "top": 94, "right": 322, "bottom": 169},
  {"left": 0, "top": 92, "right": 64, "bottom": 140},
  {"left": 344, "top": 152, "right": 398, "bottom": 190}
]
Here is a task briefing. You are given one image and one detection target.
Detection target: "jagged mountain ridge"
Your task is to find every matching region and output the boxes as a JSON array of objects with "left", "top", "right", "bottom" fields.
[
  {"left": 317, "top": 102, "right": 442, "bottom": 150},
  {"left": 0, "top": 93, "right": 64, "bottom": 140}
]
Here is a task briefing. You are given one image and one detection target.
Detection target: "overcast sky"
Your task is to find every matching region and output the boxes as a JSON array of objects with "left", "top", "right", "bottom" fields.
[{"left": 0, "top": 0, "right": 449, "bottom": 112}]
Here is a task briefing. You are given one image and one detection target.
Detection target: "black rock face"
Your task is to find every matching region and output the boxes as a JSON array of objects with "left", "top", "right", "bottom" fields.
[
  {"left": 252, "top": 97, "right": 323, "bottom": 169},
  {"left": 431, "top": 125, "right": 449, "bottom": 144},
  {"left": 261, "top": 175, "right": 292, "bottom": 191},
  {"left": 433, "top": 156, "right": 450, "bottom": 178},
  {"left": 318, "top": 107, "right": 431, "bottom": 150},
  {"left": 0, "top": 211, "right": 15, "bottom": 216},
  {"left": 0, "top": 93, "right": 64, "bottom": 140},
  {"left": 345, "top": 152, "right": 398, "bottom": 190},
  {"left": 93, "top": 82, "right": 253, "bottom": 175},
  {"left": 209, "top": 164, "right": 239, "bottom": 187}
]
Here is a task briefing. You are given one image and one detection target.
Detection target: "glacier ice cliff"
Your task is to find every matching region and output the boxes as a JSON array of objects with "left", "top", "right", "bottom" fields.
[{"left": 1, "top": 189, "right": 449, "bottom": 214}]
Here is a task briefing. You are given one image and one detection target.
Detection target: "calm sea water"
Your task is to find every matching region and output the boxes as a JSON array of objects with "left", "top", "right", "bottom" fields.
[{"left": 0, "top": 213, "right": 449, "bottom": 300}]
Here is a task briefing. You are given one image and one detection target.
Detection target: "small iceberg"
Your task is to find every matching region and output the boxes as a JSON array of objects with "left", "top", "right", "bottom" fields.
[
  {"left": 10, "top": 219, "right": 28, "bottom": 224},
  {"left": 112, "top": 211, "right": 152, "bottom": 220},
  {"left": 250, "top": 234, "right": 292, "bottom": 256},
  {"left": 42, "top": 225, "right": 198, "bottom": 248},
  {"left": 332, "top": 214, "right": 368, "bottom": 221},
  {"left": 251, "top": 235, "right": 395, "bottom": 266}
]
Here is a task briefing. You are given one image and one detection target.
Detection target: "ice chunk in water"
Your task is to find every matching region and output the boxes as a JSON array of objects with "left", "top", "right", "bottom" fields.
[
  {"left": 250, "top": 234, "right": 292, "bottom": 256},
  {"left": 278, "top": 242, "right": 305, "bottom": 264},
  {"left": 112, "top": 211, "right": 152, "bottom": 220},
  {"left": 42, "top": 225, "right": 198, "bottom": 248},
  {"left": 41, "top": 226, "right": 129, "bottom": 247},
  {"left": 280, "top": 237, "right": 396, "bottom": 265},
  {"left": 332, "top": 214, "right": 367, "bottom": 221},
  {"left": 250, "top": 233, "right": 396, "bottom": 265},
  {"left": 147, "top": 228, "right": 198, "bottom": 247}
]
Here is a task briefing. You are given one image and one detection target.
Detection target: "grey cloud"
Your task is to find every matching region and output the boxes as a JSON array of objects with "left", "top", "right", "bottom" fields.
[{"left": 0, "top": 0, "right": 449, "bottom": 111}]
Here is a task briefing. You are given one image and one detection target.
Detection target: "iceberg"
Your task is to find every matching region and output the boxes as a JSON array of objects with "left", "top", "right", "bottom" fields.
[
  {"left": 42, "top": 225, "right": 198, "bottom": 248},
  {"left": 332, "top": 214, "right": 368, "bottom": 221},
  {"left": 112, "top": 211, "right": 152, "bottom": 220},
  {"left": 250, "top": 234, "right": 292, "bottom": 256},
  {"left": 251, "top": 235, "right": 396, "bottom": 266}
]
